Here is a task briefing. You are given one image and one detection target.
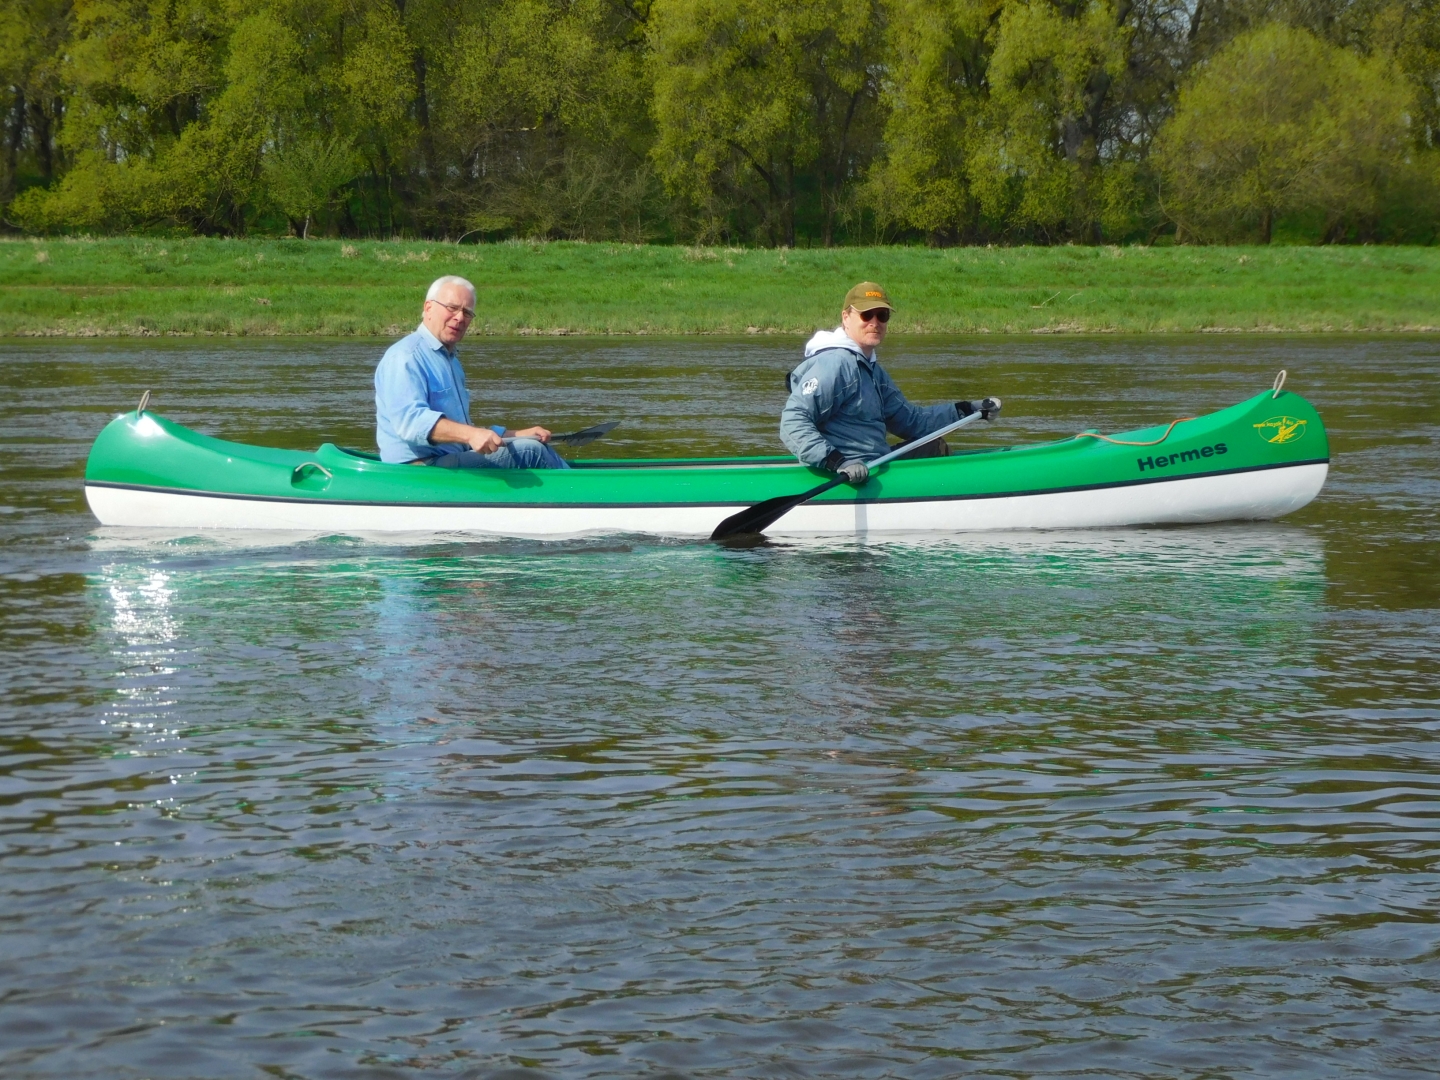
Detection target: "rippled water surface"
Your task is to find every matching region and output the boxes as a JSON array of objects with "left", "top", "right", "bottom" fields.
[{"left": 2, "top": 335, "right": 1438, "bottom": 1079}]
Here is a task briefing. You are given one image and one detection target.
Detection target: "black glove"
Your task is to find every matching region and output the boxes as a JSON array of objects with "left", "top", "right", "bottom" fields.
[
  {"left": 959, "top": 398, "right": 1002, "bottom": 421},
  {"left": 823, "top": 448, "right": 869, "bottom": 484}
]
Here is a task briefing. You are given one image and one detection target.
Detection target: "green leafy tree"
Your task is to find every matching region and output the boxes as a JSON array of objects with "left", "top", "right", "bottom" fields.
[
  {"left": 10, "top": 0, "right": 293, "bottom": 232},
  {"left": 159, "top": 10, "right": 304, "bottom": 232},
  {"left": 437, "top": 0, "right": 658, "bottom": 239},
  {"left": 648, "top": 0, "right": 884, "bottom": 245},
  {"left": 862, "top": 0, "right": 997, "bottom": 243},
  {"left": 338, "top": 4, "right": 419, "bottom": 232},
  {"left": 1155, "top": 21, "right": 1418, "bottom": 242},
  {"left": 866, "top": 0, "right": 1157, "bottom": 243},
  {"left": 0, "top": 0, "right": 71, "bottom": 209},
  {"left": 263, "top": 135, "right": 360, "bottom": 238},
  {"left": 1368, "top": 0, "right": 1440, "bottom": 149},
  {"left": 974, "top": 0, "right": 1133, "bottom": 239},
  {"left": 5, "top": 0, "right": 1438, "bottom": 241}
]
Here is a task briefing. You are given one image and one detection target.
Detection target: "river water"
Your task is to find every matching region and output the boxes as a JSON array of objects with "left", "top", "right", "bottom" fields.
[{"left": 1, "top": 336, "right": 1437, "bottom": 1079}]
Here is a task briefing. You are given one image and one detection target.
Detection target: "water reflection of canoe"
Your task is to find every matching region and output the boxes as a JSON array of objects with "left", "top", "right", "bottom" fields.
[{"left": 84, "top": 389, "right": 1329, "bottom": 539}]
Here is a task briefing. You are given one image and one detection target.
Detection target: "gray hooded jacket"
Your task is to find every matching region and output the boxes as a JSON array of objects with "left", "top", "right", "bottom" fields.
[{"left": 779, "top": 328, "right": 959, "bottom": 467}]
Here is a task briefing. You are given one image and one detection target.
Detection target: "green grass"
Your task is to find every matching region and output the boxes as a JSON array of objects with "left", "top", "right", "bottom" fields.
[{"left": 1, "top": 237, "right": 1437, "bottom": 335}]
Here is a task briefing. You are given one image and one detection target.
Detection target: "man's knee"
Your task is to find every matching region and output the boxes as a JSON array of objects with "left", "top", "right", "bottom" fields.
[
  {"left": 430, "top": 441, "right": 567, "bottom": 470},
  {"left": 508, "top": 438, "right": 569, "bottom": 470}
]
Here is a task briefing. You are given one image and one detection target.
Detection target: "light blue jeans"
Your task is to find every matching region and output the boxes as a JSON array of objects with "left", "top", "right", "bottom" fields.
[{"left": 431, "top": 439, "right": 570, "bottom": 470}]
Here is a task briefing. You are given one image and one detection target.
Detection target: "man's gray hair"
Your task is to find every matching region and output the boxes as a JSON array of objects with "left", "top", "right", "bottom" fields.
[{"left": 426, "top": 275, "right": 476, "bottom": 302}]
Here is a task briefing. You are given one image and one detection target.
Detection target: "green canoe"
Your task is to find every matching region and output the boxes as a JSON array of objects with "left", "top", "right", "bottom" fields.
[{"left": 84, "top": 386, "right": 1328, "bottom": 539}]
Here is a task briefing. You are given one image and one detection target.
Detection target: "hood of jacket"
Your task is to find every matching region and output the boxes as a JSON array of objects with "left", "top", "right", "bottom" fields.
[{"left": 803, "top": 326, "right": 871, "bottom": 361}]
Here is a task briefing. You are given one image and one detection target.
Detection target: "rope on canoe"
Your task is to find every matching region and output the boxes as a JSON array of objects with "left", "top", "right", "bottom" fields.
[
  {"left": 1074, "top": 417, "right": 1196, "bottom": 447},
  {"left": 1079, "top": 371, "right": 1285, "bottom": 444}
]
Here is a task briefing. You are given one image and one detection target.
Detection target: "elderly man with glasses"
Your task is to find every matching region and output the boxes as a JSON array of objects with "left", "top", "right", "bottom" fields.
[
  {"left": 374, "top": 275, "right": 567, "bottom": 469},
  {"left": 779, "top": 281, "right": 999, "bottom": 485}
]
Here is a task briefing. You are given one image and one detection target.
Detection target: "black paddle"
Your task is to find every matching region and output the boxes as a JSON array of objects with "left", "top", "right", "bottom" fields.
[
  {"left": 503, "top": 421, "right": 620, "bottom": 447},
  {"left": 550, "top": 421, "right": 620, "bottom": 446},
  {"left": 710, "top": 409, "right": 989, "bottom": 542}
]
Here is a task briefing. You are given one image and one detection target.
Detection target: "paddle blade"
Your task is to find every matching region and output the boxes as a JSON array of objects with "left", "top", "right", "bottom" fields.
[
  {"left": 710, "top": 478, "right": 840, "bottom": 541},
  {"left": 551, "top": 421, "right": 620, "bottom": 446}
]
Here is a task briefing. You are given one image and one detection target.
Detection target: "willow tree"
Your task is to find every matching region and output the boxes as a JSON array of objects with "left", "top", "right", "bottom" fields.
[
  {"left": 866, "top": 0, "right": 1153, "bottom": 244},
  {"left": 862, "top": 0, "right": 996, "bottom": 243},
  {"left": 0, "top": 0, "right": 71, "bottom": 206},
  {"left": 438, "top": 0, "right": 658, "bottom": 240},
  {"left": 7, "top": 0, "right": 1438, "bottom": 241},
  {"left": 10, "top": 0, "right": 320, "bottom": 232},
  {"left": 1155, "top": 22, "right": 1417, "bottom": 242},
  {"left": 263, "top": 135, "right": 361, "bottom": 238},
  {"left": 648, "top": 0, "right": 884, "bottom": 245},
  {"left": 972, "top": 0, "right": 1135, "bottom": 240}
]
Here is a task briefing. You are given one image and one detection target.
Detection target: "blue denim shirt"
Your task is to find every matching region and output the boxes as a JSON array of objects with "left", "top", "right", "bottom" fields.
[
  {"left": 375, "top": 324, "right": 477, "bottom": 463},
  {"left": 779, "top": 328, "right": 959, "bottom": 466}
]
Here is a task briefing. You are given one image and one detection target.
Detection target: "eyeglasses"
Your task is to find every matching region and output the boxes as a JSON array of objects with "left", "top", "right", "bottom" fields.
[
  {"left": 431, "top": 299, "right": 476, "bottom": 320},
  {"left": 856, "top": 307, "right": 890, "bottom": 324}
]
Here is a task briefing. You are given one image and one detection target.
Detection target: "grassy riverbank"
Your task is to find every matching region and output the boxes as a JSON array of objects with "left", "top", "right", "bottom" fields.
[{"left": 1, "top": 237, "right": 1437, "bottom": 336}]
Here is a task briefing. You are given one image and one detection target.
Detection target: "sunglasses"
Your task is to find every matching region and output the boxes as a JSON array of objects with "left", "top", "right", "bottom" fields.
[{"left": 856, "top": 307, "right": 890, "bottom": 324}]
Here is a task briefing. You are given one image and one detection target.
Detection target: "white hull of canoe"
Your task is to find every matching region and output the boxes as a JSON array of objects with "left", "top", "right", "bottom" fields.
[{"left": 85, "top": 462, "right": 1327, "bottom": 539}]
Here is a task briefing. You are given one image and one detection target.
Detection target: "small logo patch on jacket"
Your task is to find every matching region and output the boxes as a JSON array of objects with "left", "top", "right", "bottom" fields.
[{"left": 802, "top": 378, "right": 819, "bottom": 395}]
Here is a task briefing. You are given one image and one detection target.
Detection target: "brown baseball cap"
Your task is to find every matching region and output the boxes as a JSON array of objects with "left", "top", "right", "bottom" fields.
[{"left": 843, "top": 281, "right": 893, "bottom": 312}]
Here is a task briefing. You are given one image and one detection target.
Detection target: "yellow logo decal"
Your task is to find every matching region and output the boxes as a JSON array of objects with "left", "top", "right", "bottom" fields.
[
  {"left": 865, "top": 291, "right": 883, "bottom": 298},
  {"left": 1254, "top": 415, "right": 1307, "bottom": 444}
]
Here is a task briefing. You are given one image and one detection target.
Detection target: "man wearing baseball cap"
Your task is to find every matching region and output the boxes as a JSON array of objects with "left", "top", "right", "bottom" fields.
[{"left": 779, "top": 282, "right": 999, "bottom": 485}]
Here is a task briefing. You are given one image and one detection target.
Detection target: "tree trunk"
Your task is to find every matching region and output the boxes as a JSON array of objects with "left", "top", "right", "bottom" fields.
[
  {"left": 1186, "top": 0, "right": 1206, "bottom": 43},
  {"left": 30, "top": 100, "right": 54, "bottom": 184},
  {"left": 341, "top": 199, "right": 360, "bottom": 238},
  {"left": 1261, "top": 207, "right": 1273, "bottom": 244},
  {"left": 413, "top": 51, "right": 435, "bottom": 180},
  {"left": 401, "top": 0, "right": 434, "bottom": 222},
  {"left": 3, "top": 89, "right": 23, "bottom": 205},
  {"left": 824, "top": 88, "right": 863, "bottom": 249},
  {"left": 784, "top": 160, "right": 796, "bottom": 248},
  {"left": 735, "top": 144, "right": 783, "bottom": 247}
]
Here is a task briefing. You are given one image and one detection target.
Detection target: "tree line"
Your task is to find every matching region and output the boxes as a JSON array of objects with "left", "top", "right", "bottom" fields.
[{"left": 3, "top": 0, "right": 1438, "bottom": 246}]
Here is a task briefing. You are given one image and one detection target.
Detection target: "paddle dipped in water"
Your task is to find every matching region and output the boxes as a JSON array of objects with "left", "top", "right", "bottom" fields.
[{"left": 710, "top": 409, "right": 990, "bottom": 542}]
